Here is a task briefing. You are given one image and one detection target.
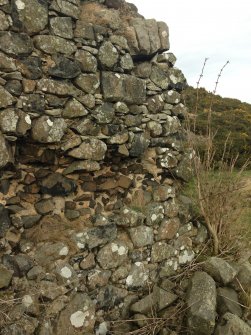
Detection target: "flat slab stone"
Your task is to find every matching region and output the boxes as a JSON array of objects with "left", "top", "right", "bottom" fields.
[
  {"left": 33, "top": 35, "right": 76, "bottom": 55},
  {"left": 0, "top": 31, "right": 33, "bottom": 56}
]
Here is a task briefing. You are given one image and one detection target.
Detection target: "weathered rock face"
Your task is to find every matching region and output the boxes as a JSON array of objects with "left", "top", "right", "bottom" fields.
[{"left": 2, "top": 1, "right": 237, "bottom": 334}]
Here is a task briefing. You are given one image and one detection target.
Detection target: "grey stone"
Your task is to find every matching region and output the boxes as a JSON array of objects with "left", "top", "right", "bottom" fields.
[
  {"left": 117, "top": 207, "right": 146, "bottom": 227},
  {"left": 21, "top": 215, "right": 41, "bottom": 229},
  {"left": 236, "top": 261, "right": 251, "bottom": 291},
  {"left": 0, "top": 10, "right": 10, "bottom": 30},
  {"left": 74, "top": 73, "right": 100, "bottom": 94},
  {"left": 74, "top": 21, "right": 95, "bottom": 39},
  {"left": 150, "top": 64, "right": 170, "bottom": 90},
  {"left": 63, "top": 160, "right": 100, "bottom": 174},
  {"left": 110, "top": 35, "right": 129, "bottom": 50},
  {"left": 65, "top": 209, "right": 80, "bottom": 220},
  {"left": 0, "top": 204, "right": 11, "bottom": 237},
  {"left": 48, "top": 55, "right": 81, "bottom": 79},
  {"left": 126, "top": 262, "right": 149, "bottom": 288},
  {"left": 0, "top": 109, "right": 19, "bottom": 133},
  {"left": 34, "top": 198, "right": 55, "bottom": 215},
  {"left": 145, "top": 202, "right": 164, "bottom": 225},
  {"left": 203, "top": 257, "right": 237, "bottom": 285},
  {"left": 37, "top": 79, "right": 79, "bottom": 96},
  {"left": 50, "top": 0, "right": 80, "bottom": 19},
  {"left": 102, "top": 72, "right": 146, "bottom": 104},
  {"left": 75, "top": 224, "right": 117, "bottom": 249},
  {"left": 0, "top": 32, "right": 33, "bottom": 56},
  {"left": 186, "top": 272, "right": 217, "bottom": 335},
  {"left": 157, "top": 52, "right": 177, "bottom": 66},
  {"left": 50, "top": 17, "right": 73, "bottom": 39},
  {"left": 62, "top": 98, "right": 88, "bottom": 118},
  {"left": 0, "top": 86, "right": 15, "bottom": 108},
  {"left": 33, "top": 35, "right": 76, "bottom": 55},
  {"left": 97, "top": 241, "right": 129, "bottom": 269},
  {"left": 40, "top": 173, "right": 77, "bottom": 196},
  {"left": 32, "top": 116, "right": 67, "bottom": 143},
  {"left": 34, "top": 242, "right": 69, "bottom": 266},
  {"left": 22, "top": 94, "right": 45, "bottom": 113},
  {"left": 5, "top": 80, "right": 22, "bottom": 97},
  {"left": 120, "top": 53, "right": 134, "bottom": 70},
  {"left": 98, "top": 41, "right": 119, "bottom": 68},
  {"left": 0, "top": 52, "right": 16, "bottom": 72},
  {"left": 215, "top": 313, "right": 251, "bottom": 335},
  {"left": 158, "top": 21, "right": 170, "bottom": 50},
  {"left": 12, "top": 0, "right": 48, "bottom": 34},
  {"left": 75, "top": 50, "right": 97, "bottom": 73},
  {"left": 153, "top": 185, "right": 175, "bottom": 202},
  {"left": 0, "top": 264, "right": 13, "bottom": 288},
  {"left": 68, "top": 138, "right": 107, "bottom": 160},
  {"left": 162, "top": 116, "right": 181, "bottom": 135},
  {"left": 129, "top": 226, "right": 154, "bottom": 248},
  {"left": 0, "top": 131, "right": 11, "bottom": 168},
  {"left": 151, "top": 242, "right": 174, "bottom": 262},
  {"left": 163, "top": 90, "right": 181, "bottom": 104},
  {"left": 133, "top": 62, "right": 152, "bottom": 79},
  {"left": 217, "top": 287, "right": 242, "bottom": 317},
  {"left": 39, "top": 280, "right": 67, "bottom": 301},
  {"left": 129, "top": 134, "right": 149, "bottom": 157},
  {"left": 92, "top": 102, "right": 115, "bottom": 124}
]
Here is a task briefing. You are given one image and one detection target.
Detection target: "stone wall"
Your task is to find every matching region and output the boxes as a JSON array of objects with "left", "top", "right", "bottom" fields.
[{"left": 0, "top": 1, "right": 212, "bottom": 334}]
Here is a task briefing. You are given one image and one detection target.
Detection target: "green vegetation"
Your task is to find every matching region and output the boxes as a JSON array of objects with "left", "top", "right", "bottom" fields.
[{"left": 182, "top": 86, "right": 251, "bottom": 166}]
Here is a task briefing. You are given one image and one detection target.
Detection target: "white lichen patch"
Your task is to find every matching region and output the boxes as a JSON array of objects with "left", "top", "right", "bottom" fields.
[
  {"left": 96, "top": 321, "right": 108, "bottom": 335},
  {"left": 162, "top": 30, "right": 168, "bottom": 38},
  {"left": 111, "top": 243, "right": 127, "bottom": 255},
  {"left": 178, "top": 250, "right": 195, "bottom": 265},
  {"left": 151, "top": 214, "right": 157, "bottom": 221},
  {"left": 22, "top": 295, "right": 33, "bottom": 308},
  {"left": 25, "top": 114, "right": 31, "bottom": 125},
  {"left": 77, "top": 242, "right": 85, "bottom": 249},
  {"left": 47, "top": 118, "right": 53, "bottom": 127},
  {"left": 123, "top": 208, "right": 129, "bottom": 214},
  {"left": 59, "top": 246, "right": 69, "bottom": 256},
  {"left": 15, "top": 0, "right": 25, "bottom": 10},
  {"left": 125, "top": 275, "right": 133, "bottom": 286},
  {"left": 115, "top": 73, "right": 120, "bottom": 78},
  {"left": 60, "top": 266, "right": 72, "bottom": 279},
  {"left": 70, "top": 310, "right": 89, "bottom": 328}
]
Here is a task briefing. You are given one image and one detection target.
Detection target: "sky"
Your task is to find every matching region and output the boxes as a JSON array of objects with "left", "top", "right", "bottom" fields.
[{"left": 129, "top": 0, "right": 251, "bottom": 103}]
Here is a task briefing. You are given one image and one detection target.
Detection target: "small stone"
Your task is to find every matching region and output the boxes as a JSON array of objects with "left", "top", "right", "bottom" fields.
[
  {"left": 40, "top": 173, "right": 77, "bottom": 196},
  {"left": 76, "top": 224, "right": 117, "bottom": 249},
  {"left": 0, "top": 264, "right": 13, "bottom": 288},
  {"left": 236, "top": 261, "right": 251, "bottom": 291},
  {"left": 0, "top": 86, "right": 15, "bottom": 108},
  {"left": 62, "top": 98, "right": 88, "bottom": 118},
  {"left": 0, "top": 108, "right": 19, "bottom": 134},
  {"left": 97, "top": 241, "right": 128, "bottom": 269},
  {"left": 48, "top": 55, "right": 81, "bottom": 79},
  {"left": 74, "top": 73, "right": 100, "bottom": 94},
  {"left": 32, "top": 116, "right": 67, "bottom": 143},
  {"left": 0, "top": 10, "right": 10, "bottom": 30},
  {"left": 0, "top": 132, "right": 12, "bottom": 168},
  {"left": 157, "top": 218, "right": 180, "bottom": 240},
  {"left": 35, "top": 198, "right": 55, "bottom": 215},
  {"left": 203, "top": 257, "right": 237, "bottom": 285},
  {"left": 129, "top": 134, "right": 149, "bottom": 157},
  {"left": 50, "top": 17, "right": 73, "bottom": 39},
  {"left": 87, "top": 269, "right": 111, "bottom": 289},
  {"left": 39, "top": 280, "right": 67, "bottom": 301},
  {"left": 80, "top": 253, "right": 95, "bottom": 270},
  {"left": 68, "top": 138, "right": 107, "bottom": 161},
  {"left": 92, "top": 102, "right": 115, "bottom": 124},
  {"left": 98, "top": 41, "right": 119, "bottom": 68},
  {"left": 21, "top": 215, "right": 41, "bottom": 229},
  {"left": 217, "top": 287, "right": 242, "bottom": 317},
  {"left": 63, "top": 160, "right": 100, "bottom": 174},
  {"left": 151, "top": 242, "right": 174, "bottom": 262},
  {"left": 126, "top": 263, "right": 149, "bottom": 288},
  {"left": 75, "top": 50, "right": 97, "bottom": 73},
  {"left": 120, "top": 53, "right": 134, "bottom": 70},
  {"left": 0, "top": 52, "right": 16, "bottom": 72},
  {"left": 129, "top": 226, "right": 154, "bottom": 248},
  {"left": 150, "top": 64, "right": 170, "bottom": 90},
  {"left": 74, "top": 21, "right": 95, "bottom": 39},
  {"left": 50, "top": 0, "right": 79, "bottom": 19}
]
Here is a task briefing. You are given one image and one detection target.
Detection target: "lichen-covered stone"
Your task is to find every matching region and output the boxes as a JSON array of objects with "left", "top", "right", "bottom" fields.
[
  {"left": 151, "top": 242, "right": 174, "bottom": 262},
  {"left": 129, "top": 226, "right": 154, "bottom": 248},
  {"left": 102, "top": 72, "right": 146, "bottom": 104},
  {"left": 50, "top": 0, "right": 80, "bottom": 19},
  {"left": 50, "top": 17, "right": 73, "bottom": 39},
  {"left": 75, "top": 50, "right": 97, "bottom": 73},
  {"left": 0, "top": 86, "right": 15, "bottom": 108},
  {"left": 31, "top": 116, "right": 67, "bottom": 143},
  {"left": 0, "top": 52, "right": 16, "bottom": 72},
  {"left": 150, "top": 64, "right": 170, "bottom": 90},
  {"left": 92, "top": 102, "right": 115, "bottom": 124},
  {"left": 0, "top": 264, "right": 13, "bottom": 288},
  {"left": 37, "top": 79, "right": 79, "bottom": 96},
  {"left": 48, "top": 55, "right": 81, "bottom": 79},
  {"left": 74, "top": 73, "right": 100, "bottom": 94},
  {"left": 126, "top": 262, "right": 149, "bottom": 288},
  {"left": 68, "top": 138, "right": 107, "bottom": 160},
  {"left": 0, "top": 10, "right": 10, "bottom": 30},
  {"left": 186, "top": 272, "right": 217, "bottom": 335},
  {"left": 98, "top": 41, "right": 119, "bottom": 68},
  {"left": 12, "top": 0, "right": 48, "bottom": 34},
  {"left": 62, "top": 98, "right": 88, "bottom": 118},
  {"left": 97, "top": 241, "right": 129, "bottom": 269},
  {"left": 0, "top": 31, "right": 33, "bottom": 56},
  {"left": 33, "top": 35, "right": 76, "bottom": 55}
]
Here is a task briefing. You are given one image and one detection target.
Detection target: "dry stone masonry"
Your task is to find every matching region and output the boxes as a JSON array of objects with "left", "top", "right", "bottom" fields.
[{"left": 0, "top": 0, "right": 251, "bottom": 334}]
